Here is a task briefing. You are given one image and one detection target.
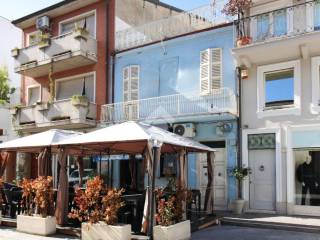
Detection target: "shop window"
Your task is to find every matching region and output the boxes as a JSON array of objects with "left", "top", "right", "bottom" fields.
[
  {"left": 55, "top": 73, "right": 95, "bottom": 103},
  {"left": 160, "top": 153, "right": 177, "bottom": 177},
  {"left": 294, "top": 150, "right": 320, "bottom": 206}
]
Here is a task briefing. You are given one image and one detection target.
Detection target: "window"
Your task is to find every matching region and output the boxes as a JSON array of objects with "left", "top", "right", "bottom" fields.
[
  {"left": 257, "top": 13, "right": 269, "bottom": 40},
  {"left": 311, "top": 56, "right": 320, "bottom": 113},
  {"left": 27, "top": 85, "right": 41, "bottom": 105},
  {"left": 55, "top": 73, "right": 95, "bottom": 102},
  {"left": 200, "top": 48, "right": 222, "bottom": 95},
  {"left": 257, "top": 60, "right": 301, "bottom": 118},
  {"left": 273, "top": 9, "right": 287, "bottom": 36},
  {"left": 265, "top": 69, "right": 294, "bottom": 107},
  {"left": 314, "top": 2, "right": 320, "bottom": 30},
  {"left": 60, "top": 12, "right": 95, "bottom": 37},
  {"left": 27, "top": 31, "right": 41, "bottom": 47},
  {"left": 123, "top": 65, "right": 139, "bottom": 101}
]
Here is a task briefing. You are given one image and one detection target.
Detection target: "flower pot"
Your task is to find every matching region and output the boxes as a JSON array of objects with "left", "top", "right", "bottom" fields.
[
  {"left": 73, "top": 28, "right": 89, "bottom": 40},
  {"left": 82, "top": 222, "right": 131, "bottom": 240},
  {"left": 11, "top": 48, "right": 19, "bottom": 57},
  {"left": 231, "top": 199, "right": 246, "bottom": 214},
  {"left": 153, "top": 220, "right": 191, "bottom": 240},
  {"left": 17, "top": 215, "right": 56, "bottom": 236},
  {"left": 38, "top": 40, "right": 50, "bottom": 49},
  {"left": 10, "top": 108, "right": 18, "bottom": 115},
  {"left": 236, "top": 36, "right": 252, "bottom": 47},
  {"left": 71, "top": 96, "right": 89, "bottom": 107}
]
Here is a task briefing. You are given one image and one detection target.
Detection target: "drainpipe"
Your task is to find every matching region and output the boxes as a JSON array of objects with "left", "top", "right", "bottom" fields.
[{"left": 236, "top": 66, "right": 242, "bottom": 199}]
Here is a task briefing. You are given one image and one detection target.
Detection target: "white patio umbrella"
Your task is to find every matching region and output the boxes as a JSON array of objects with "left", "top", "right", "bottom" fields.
[{"left": 52, "top": 122, "right": 215, "bottom": 233}]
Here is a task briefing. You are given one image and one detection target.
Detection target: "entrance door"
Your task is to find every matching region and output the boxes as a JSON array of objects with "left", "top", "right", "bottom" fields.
[
  {"left": 249, "top": 149, "right": 276, "bottom": 211},
  {"left": 198, "top": 144, "right": 227, "bottom": 209}
]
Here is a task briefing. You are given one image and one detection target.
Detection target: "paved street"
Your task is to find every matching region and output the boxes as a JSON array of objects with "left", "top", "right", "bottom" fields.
[
  {"left": 191, "top": 225, "right": 320, "bottom": 240},
  {"left": 0, "top": 226, "right": 78, "bottom": 240}
]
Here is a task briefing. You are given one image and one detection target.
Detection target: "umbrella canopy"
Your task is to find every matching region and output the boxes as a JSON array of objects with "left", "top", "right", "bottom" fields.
[
  {"left": 0, "top": 129, "right": 82, "bottom": 152},
  {"left": 53, "top": 121, "right": 215, "bottom": 154}
]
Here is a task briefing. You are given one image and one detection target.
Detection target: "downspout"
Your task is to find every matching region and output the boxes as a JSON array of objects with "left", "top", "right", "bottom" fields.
[{"left": 236, "top": 66, "right": 242, "bottom": 199}]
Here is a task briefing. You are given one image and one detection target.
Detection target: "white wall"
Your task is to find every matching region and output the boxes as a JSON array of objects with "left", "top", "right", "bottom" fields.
[{"left": 0, "top": 16, "right": 22, "bottom": 142}]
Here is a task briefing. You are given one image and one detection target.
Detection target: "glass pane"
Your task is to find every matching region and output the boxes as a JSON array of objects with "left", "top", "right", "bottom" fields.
[
  {"left": 60, "top": 14, "right": 95, "bottom": 36},
  {"left": 257, "top": 14, "right": 269, "bottom": 40},
  {"left": 61, "top": 21, "right": 74, "bottom": 35},
  {"left": 28, "top": 87, "right": 40, "bottom": 105},
  {"left": 248, "top": 134, "right": 276, "bottom": 150},
  {"left": 294, "top": 150, "right": 320, "bottom": 206},
  {"left": 265, "top": 69, "right": 294, "bottom": 107},
  {"left": 273, "top": 9, "right": 287, "bottom": 36},
  {"left": 315, "top": 2, "right": 320, "bottom": 30}
]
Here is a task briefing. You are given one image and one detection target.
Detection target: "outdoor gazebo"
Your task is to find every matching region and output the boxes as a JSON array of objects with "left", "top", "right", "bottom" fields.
[{"left": 52, "top": 121, "right": 216, "bottom": 236}]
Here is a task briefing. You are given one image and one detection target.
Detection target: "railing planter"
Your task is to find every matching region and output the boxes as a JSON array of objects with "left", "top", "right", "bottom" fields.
[
  {"left": 73, "top": 27, "right": 89, "bottom": 40},
  {"left": 11, "top": 47, "right": 19, "bottom": 58},
  {"left": 35, "top": 102, "right": 49, "bottom": 111},
  {"left": 38, "top": 33, "right": 51, "bottom": 49},
  {"left": 71, "top": 95, "right": 89, "bottom": 107}
]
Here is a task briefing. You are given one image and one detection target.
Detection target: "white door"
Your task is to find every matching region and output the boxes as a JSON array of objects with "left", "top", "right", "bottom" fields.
[
  {"left": 249, "top": 149, "right": 276, "bottom": 211},
  {"left": 198, "top": 148, "right": 227, "bottom": 209}
]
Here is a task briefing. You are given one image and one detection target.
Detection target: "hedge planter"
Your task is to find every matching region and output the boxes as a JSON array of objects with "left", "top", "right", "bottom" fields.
[
  {"left": 82, "top": 222, "right": 131, "bottom": 240},
  {"left": 17, "top": 215, "right": 56, "bottom": 236},
  {"left": 153, "top": 220, "right": 191, "bottom": 240}
]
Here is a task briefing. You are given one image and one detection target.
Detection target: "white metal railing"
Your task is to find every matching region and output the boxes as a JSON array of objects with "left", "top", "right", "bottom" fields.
[
  {"left": 116, "top": 2, "right": 233, "bottom": 51},
  {"left": 101, "top": 88, "right": 237, "bottom": 123},
  {"left": 235, "top": 1, "right": 320, "bottom": 46}
]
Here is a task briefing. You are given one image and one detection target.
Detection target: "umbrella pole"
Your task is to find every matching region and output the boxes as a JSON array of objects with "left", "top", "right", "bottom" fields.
[{"left": 148, "top": 145, "right": 160, "bottom": 239}]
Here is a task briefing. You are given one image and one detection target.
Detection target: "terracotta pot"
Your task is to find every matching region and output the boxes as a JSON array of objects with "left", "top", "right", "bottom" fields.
[{"left": 236, "top": 36, "right": 252, "bottom": 47}]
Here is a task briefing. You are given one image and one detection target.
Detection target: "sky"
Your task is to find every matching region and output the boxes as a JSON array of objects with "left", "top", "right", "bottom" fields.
[{"left": 0, "top": 0, "right": 212, "bottom": 21}]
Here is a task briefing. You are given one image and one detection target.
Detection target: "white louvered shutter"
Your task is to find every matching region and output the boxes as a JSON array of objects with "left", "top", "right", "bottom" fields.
[
  {"left": 211, "top": 48, "right": 222, "bottom": 90},
  {"left": 123, "top": 67, "right": 130, "bottom": 102},
  {"left": 200, "top": 49, "right": 210, "bottom": 95},
  {"left": 130, "top": 65, "right": 139, "bottom": 101}
]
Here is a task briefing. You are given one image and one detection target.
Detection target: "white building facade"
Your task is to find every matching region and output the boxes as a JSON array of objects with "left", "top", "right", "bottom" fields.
[
  {"left": 0, "top": 17, "right": 22, "bottom": 143},
  {"left": 233, "top": 0, "right": 320, "bottom": 216}
]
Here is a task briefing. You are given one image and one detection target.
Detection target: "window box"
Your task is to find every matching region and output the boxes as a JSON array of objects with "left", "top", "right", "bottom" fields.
[
  {"left": 257, "top": 60, "right": 301, "bottom": 118},
  {"left": 71, "top": 95, "right": 89, "bottom": 107},
  {"left": 73, "top": 27, "right": 89, "bottom": 40}
]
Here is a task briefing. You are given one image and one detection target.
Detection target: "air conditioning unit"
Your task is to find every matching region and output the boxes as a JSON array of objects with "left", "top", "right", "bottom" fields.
[
  {"left": 36, "top": 16, "right": 50, "bottom": 30},
  {"left": 173, "top": 123, "right": 196, "bottom": 138}
]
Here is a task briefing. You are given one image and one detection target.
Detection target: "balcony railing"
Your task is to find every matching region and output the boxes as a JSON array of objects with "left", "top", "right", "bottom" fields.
[
  {"left": 101, "top": 88, "right": 237, "bottom": 123},
  {"left": 14, "top": 32, "right": 97, "bottom": 77},
  {"left": 115, "top": 2, "right": 233, "bottom": 51},
  {"left": 235, "top": 1, "right": 320, "bottom": 47},
  {"left": 12, "top": 99, "right": 96, "bottom": 132}
]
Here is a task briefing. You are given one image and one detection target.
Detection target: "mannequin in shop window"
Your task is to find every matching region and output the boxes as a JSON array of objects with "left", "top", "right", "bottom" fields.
[{"left": 296, "top": 152, "right": 318, "bottom": 205}]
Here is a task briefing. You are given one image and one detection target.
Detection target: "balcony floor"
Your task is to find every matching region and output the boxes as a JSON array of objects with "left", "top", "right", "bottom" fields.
[{"left": 15, "top": 51, "right": 96, "bottom": 78}]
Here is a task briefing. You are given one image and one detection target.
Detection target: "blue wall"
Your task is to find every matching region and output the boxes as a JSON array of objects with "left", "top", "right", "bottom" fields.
[
  {"left": 114, "top": 25, "right": 235, "bottom": 102},
  {"left": 113, "top": 25, "right": 237, "bottom": 205}
]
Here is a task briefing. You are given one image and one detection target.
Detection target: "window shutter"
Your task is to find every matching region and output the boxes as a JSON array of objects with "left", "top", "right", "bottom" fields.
[
  {"left": 200, "top": 49, "right": 210, "bottom": 95},
  {"left": 211, "top": 48, "right": 222, "bottom": 90},
  {"left": 130, "top": 65, "right": 139, "bottom": 101},
  {"left": 123, "top": 67, "right": 130, "bottom": 102}
]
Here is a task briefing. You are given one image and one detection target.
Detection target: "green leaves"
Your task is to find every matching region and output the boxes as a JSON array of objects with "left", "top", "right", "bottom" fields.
[
  {"left": 231, "top": 167, "right": 251, "bottom": 181},
  {"left": 0, "top": 66, "right": 15, "bottom": 105}
]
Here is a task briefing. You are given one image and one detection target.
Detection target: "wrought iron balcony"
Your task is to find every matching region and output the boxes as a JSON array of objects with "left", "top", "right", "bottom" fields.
[
  {"left": 101, "top": 88, "right": 237, "bottom": 123},
  {"left": 235, "top": 1, "right": 320, "bottom": 47},
  {"left": 13, "top": 32, "right": 97, "bottom": 78},
  {"left": 11, "top": 99, "right": 96, "bottom": 132},
  {"left": 115, "top": 2, "right": 233, "bottom": 51}
]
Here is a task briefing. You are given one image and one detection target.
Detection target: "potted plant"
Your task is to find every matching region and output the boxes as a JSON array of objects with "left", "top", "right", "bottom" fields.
[
  {"left": 73, "top": 22, "right": 89, "bottom": 40},
  {"left": 222, "top": 0, "right": 252, "bottom": 46},
  {"left": 11, "top": 47, "right": 19, "bottom": 57},
  {"left": 38, "top": 32, "right": 50, "bottom": 49},
  {"left": 153, "top": 185, "right": 192, "bottom": 240},
  {"left": 17, "top": 176, "right": 56, "bottom": 236},
  {"left": 230, "top": 166, "right": 251, "bottom": 214},
  {"left": 69, "top": 176, "right": 130, "bottom": 240},
  {"left": 71, "top": 95, "right": 89, "bottom": 107}
]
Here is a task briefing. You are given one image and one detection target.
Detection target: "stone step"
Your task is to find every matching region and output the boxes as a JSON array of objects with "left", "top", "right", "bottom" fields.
[
  {"left": 220, "top": 217, "right": 320, "bottom": 234},
  {"left": 131, "top": 234, "right": 150, "bottom": 240}
]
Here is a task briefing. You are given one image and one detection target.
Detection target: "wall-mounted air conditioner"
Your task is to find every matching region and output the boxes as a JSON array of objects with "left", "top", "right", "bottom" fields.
[
  {"left": 36, "top": 16, "right": 50, "bottom": 31},
  {"left": 173, "top": 123, "right": 196, "bottom": 138}
]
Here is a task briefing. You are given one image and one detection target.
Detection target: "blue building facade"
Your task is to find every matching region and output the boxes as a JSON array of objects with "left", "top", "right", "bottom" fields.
[{"left": 110, "top": 25, "right": 238, "bottom": 209}]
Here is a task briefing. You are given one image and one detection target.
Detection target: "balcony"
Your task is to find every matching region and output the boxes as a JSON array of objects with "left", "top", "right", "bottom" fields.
[
  {"left": 11, "top": 99, "right": 97, "bottom": 133},
  {"left": 233, "top": 1, "right": 320, "bottom": 65},
  {"left": 13, "top": 32, "right": 97, "bottom": 78},
  {"left": 115, "top": 3, "right": 233, "bottom": 51},
  {"left": 101, "top": 88, "right": 237, "bottom": 124}
]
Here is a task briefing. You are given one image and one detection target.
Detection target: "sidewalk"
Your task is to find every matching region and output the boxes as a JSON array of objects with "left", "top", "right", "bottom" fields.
[{"left": 0, "top": 226, "right": 79, "bottom": 240}]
